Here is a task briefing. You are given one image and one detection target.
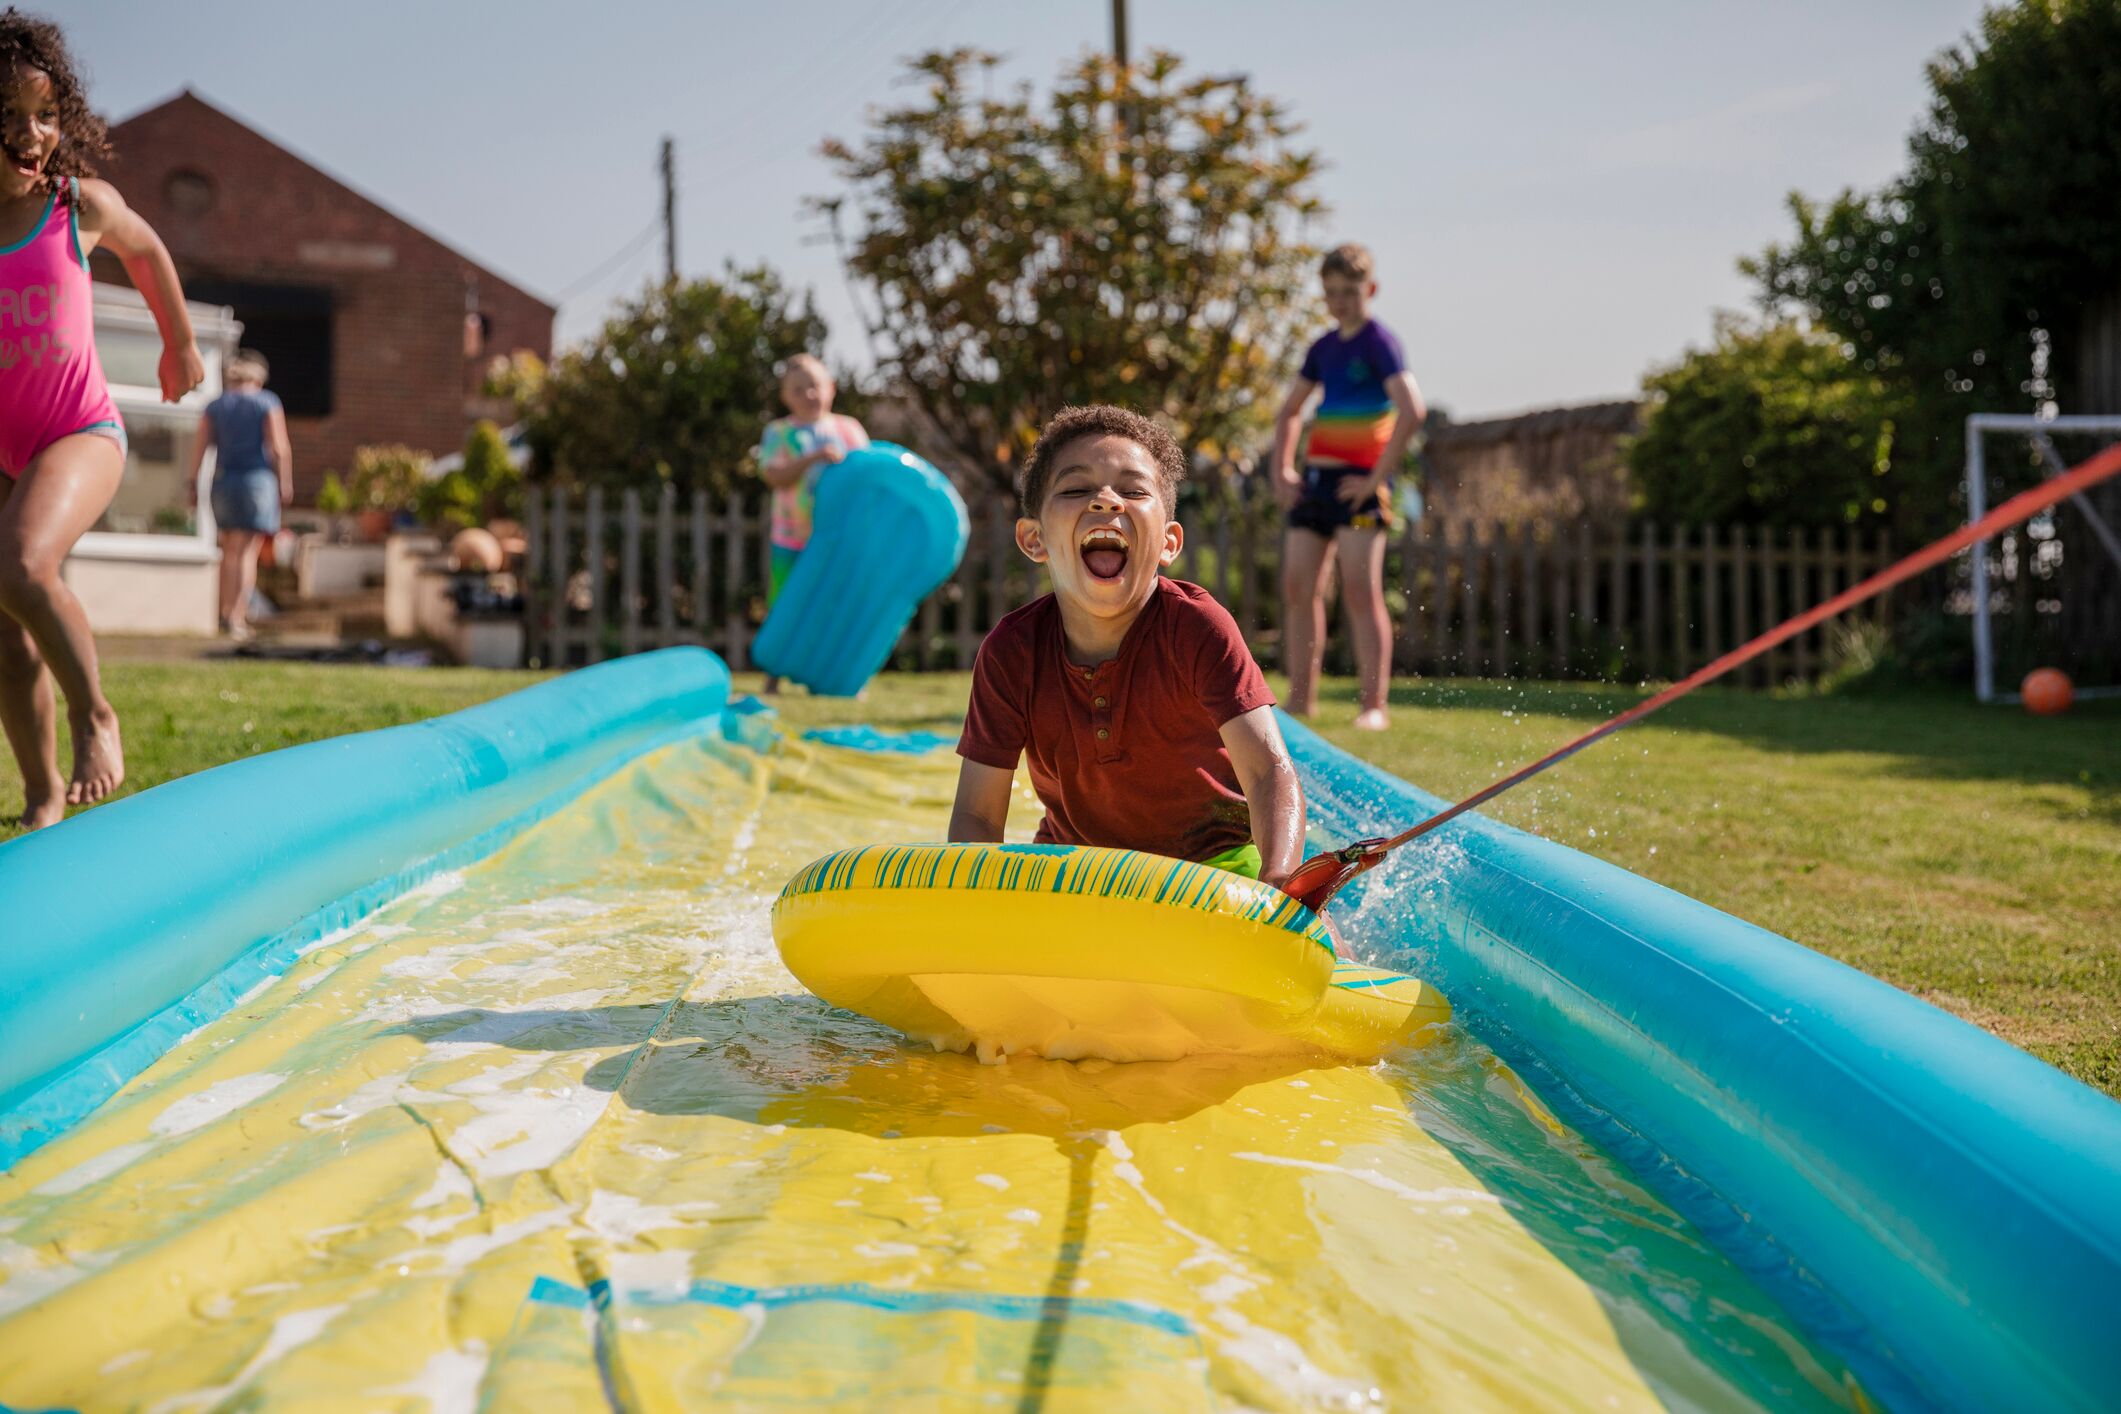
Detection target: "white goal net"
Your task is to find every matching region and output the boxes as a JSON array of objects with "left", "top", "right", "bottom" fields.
[{"left": 1964, "top": 414, "right": 2121, "bottom": 703}]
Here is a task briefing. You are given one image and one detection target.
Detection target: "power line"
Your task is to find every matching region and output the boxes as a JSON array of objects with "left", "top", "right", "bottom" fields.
[
  {"left": 553, "top": 219, "right": 662, "bottom": 305},
  {"left": 685, "top": 0, "right": 973, "bottom": 198},
  {"left": 559, "top": 2, "right": 969, "bottom": 327},
  {"left": 671, "top": 0, "right": 922, "bottom": 172}
]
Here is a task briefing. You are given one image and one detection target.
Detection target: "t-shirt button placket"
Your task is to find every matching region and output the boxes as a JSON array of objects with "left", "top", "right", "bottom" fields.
[{"left": 1089, "top": 667, "right": 1119, "bottom": 759}]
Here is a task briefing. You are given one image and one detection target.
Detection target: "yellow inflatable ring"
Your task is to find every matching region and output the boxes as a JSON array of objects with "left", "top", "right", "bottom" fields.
[{"left": 773, "top": 842, "right": 1449, "bottom": 1063}]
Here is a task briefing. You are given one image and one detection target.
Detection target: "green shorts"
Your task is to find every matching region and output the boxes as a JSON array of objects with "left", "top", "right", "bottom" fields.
[
  {"left": 768, "top": 544, "right": 799, "bottom": 606},
  {"left": 1199, "top": 842, "right": 1262, "bottom": 880}
]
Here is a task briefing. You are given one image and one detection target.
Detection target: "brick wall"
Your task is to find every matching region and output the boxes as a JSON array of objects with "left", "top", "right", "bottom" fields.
[{"left": 93, "top": 92, "right": 553, "bottom": 504}]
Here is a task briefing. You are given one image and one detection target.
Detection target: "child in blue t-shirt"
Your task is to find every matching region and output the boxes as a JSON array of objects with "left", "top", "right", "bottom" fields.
[{"left": 1269, "top": 243, "right": 1426, "bottom": 731}]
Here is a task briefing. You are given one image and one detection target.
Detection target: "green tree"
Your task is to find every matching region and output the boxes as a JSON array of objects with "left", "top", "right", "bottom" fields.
[
  {"left": 818, "top": 48, "right": 1324, "bottom": 493},
  {"left": 1744, "top": 0, "right": 2121, "bottom": 533},
  {"left": 1627, "top": 317, "right": 1904, "bottom": 529},
  {"left": 523, "top": 267, "right": 843, "bottom": 493}
]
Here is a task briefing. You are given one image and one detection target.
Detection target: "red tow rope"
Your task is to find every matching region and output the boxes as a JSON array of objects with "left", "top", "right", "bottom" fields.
[{"left": 1283, "top": 440, "right": 2121, "bottom": 914}]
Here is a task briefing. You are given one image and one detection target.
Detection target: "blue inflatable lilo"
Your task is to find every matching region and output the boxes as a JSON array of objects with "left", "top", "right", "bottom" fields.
[{"left": 752, "top": 443, "right": 969, "bottom": 697}]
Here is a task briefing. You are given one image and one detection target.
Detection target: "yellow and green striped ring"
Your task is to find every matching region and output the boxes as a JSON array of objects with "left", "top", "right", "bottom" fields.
[{"left": 777, "top": 842, "right": 1333, "bottom": 952}]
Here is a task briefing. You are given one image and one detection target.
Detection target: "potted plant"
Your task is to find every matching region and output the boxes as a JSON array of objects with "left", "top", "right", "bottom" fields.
[
  {"left": 316, "top": 472, "right": 353, "bottom": 543},
  {"left": 347, "top": 444, "right": 431, "bottom": 543}
]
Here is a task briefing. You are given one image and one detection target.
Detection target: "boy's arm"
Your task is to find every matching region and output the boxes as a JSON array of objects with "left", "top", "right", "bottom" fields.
[
  {"left": 1219, "top": 706, "right": 1304, "bottom": 888},
  {"left": 1378, "top": 370, "right": 1427, "bottom": 479},
  {"left": 1339, "top": 371, "right": 1427, "bottom": 506},
  {"left": 757, "top": 428, "right": 811, "bottom": 490},
  {"left": 759, "top": 453, "right": 816, "bottom": 489},
  {"left": 948, "top": 760, "right": 1015, "bottom": 843},
  {"left": 77, "top": 179, "right": 203, "bottom": 404},
  {"left": 1267, "top": 379, "right": 1318, "bottom": 508}
]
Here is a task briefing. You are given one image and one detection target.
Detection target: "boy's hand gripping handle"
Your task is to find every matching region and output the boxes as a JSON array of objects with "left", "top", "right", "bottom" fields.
[{"left": 1282, "top": 839, "right": 1392, "bottom": 913}]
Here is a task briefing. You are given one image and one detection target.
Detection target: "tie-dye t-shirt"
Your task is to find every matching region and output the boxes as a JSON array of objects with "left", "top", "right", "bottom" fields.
[
  {"left": 1299, "top": 320, "right": 1407, "bottom": 470},
  {"left": 757, "top": 413, "right": 870, "bottom": 550}
]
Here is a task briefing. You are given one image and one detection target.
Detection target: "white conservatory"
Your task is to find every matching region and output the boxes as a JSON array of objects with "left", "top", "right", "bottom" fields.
[{"left": 64, "top": 282, "right": 243, "bottom": 635}]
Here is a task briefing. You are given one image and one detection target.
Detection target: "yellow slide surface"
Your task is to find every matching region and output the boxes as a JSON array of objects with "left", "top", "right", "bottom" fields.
[{"left": 0, "top": 733, "right": 1867, "bottom": 1412}]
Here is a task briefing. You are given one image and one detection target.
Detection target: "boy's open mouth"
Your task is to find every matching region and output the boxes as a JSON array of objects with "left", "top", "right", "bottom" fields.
[{"left": 1080, "top": 526, "right": 1129, "bottom": 581}]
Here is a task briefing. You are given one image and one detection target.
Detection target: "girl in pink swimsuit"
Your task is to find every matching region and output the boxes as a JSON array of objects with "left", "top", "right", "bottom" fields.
[{"left": 1, "top": 13, "right": 202, "bottom": 830}]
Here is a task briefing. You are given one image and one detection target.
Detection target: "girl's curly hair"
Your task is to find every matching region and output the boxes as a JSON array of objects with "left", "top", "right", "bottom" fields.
[{"left": 0, "top": 8, "right": 109, "bottom": 185}]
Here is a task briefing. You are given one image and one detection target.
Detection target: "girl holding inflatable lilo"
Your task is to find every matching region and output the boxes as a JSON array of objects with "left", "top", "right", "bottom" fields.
[{"left": 0, "top": 10, "right": 202, "bottom": 828}]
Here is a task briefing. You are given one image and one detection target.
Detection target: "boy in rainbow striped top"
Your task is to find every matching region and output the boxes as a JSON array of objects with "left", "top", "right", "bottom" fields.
[{"left": 1270, "top": 243, "right": 1426, "bottom": 731}]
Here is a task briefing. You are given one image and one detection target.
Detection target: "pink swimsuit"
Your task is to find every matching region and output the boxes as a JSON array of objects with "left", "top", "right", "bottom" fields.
[{"left": 0, "top": 177, "right": 123, "bottom": 479}]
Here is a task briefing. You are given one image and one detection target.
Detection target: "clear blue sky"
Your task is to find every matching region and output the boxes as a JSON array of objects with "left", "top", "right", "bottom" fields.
[{"left": 66, "top": 0, "right": 1987, "bottom": 419}]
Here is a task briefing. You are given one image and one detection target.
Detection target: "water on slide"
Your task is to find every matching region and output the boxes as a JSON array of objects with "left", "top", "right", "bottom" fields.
[{"left": 0, "top": 730, "right": 1868, "bottom": 1411}]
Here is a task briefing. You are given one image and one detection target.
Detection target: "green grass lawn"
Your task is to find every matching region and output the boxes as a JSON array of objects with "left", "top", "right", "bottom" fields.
[{"left": 5, "top": 657, "right": 2115, "bottom": 1095}]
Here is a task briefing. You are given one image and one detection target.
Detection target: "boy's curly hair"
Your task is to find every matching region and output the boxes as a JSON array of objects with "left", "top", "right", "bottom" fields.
[
  {"left": 0, "top": 9, "right": 110, "bottom": 184},
  {"left": 1017, "top": 405, "right": 1187, "bottom": 518}
]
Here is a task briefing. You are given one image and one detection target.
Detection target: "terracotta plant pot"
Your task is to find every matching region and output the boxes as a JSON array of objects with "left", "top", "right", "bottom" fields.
[{"left": 357, "top": 509, "right": 392, "bottom": 543}]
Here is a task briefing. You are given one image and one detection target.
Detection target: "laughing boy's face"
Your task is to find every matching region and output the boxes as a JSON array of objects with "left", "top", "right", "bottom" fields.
[{"left": 1018, "top": 433, "right": 1181, "bottom": 625}]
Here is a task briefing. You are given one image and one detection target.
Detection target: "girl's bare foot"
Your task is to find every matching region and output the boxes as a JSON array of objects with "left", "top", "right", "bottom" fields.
[
  {"left": 66, "top": 704, "right": 124, "bottom": 805},
  {"left": 15, "top": 789, "right": 64, "bottom": 831},
  {"left": 1352, "top": 708, "right": 1390, "bottom": 731}
]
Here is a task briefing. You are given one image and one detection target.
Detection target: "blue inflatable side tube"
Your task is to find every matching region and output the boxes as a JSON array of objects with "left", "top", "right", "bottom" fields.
[
  {"left": 751, "top": 443, "right": 968, "bottom": 697},
  {"left": 0, "top": 648, "right": 730, "bottom": 1169},
  {"left": 1282, "top": 714, "right": 2121, "bottom": 1413}
]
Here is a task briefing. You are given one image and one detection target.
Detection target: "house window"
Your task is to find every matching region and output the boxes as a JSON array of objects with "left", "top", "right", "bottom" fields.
[
  {"left": 184, "top": 280, "right": 335, "bottom": 417},
  {"left": 95, "top": 323, "right": 165, "bottom": 392},
  {"left": 165, "top": 170, "right": 215, "bottom": 217}
]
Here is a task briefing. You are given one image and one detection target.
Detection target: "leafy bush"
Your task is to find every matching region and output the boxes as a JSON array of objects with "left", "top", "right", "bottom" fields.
[
  {"left": 417, "top": 420, "right": 522, "bottom": 532},
  {"left": 1627, "top": 317, "right": 1904, "bottom": 529},
  {"left": 316, "top": 472, "right": 351, "bottom": 515},
  {"left": 417, "top": 470, "right": 482, "bottom": 534},
  {"left": 520, "top": 267, "right": 837, "bottom": 495},
  {"left": 347, "top": 445, "right": 431, "bottom": 514}
]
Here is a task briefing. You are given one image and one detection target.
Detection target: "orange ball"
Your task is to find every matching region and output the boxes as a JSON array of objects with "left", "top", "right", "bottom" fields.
[{"left": 2021, "top": 668, "right": 2074, "bottom": 716}]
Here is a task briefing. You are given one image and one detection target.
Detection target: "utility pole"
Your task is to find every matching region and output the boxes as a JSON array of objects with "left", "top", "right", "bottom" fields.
[
  {"left": 659, "top": 136, "right": 677, "bottom": 285},
  {"left": 1111, "top": 0, "right": 1135, "bottom": 142}
]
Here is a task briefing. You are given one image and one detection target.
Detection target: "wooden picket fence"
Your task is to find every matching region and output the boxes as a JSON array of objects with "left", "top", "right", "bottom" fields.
[{"left": 522, "top": 481, "right": 1895, "bottom": 688}]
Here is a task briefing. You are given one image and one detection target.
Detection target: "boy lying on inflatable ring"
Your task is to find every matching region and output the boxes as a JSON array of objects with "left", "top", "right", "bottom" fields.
[{"left": 948, "top": 405, "right": 1305, "bottom": 892}]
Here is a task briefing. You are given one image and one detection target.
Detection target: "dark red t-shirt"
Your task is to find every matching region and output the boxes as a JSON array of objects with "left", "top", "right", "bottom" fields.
[{"left": 958, "top": 578, "right": 1276, "bottom": 862}]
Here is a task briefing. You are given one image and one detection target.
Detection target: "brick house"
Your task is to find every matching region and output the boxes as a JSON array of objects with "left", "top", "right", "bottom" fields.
[{"left": 93, "top": 90, "right": 553, "bottom": 504}]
